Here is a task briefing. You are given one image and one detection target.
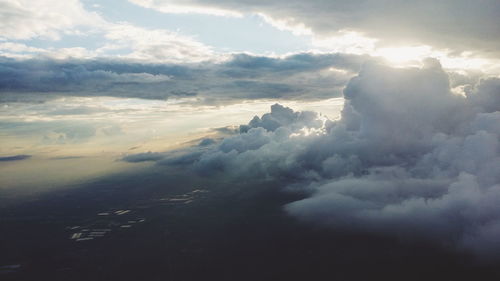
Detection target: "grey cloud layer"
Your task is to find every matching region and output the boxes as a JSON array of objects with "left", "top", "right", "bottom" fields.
[
  {"left": 133, "top": 0, "right": 500, "bottom": 57},
  {"left": 0, "top": 53, "right": 364, "bottom": 103},
  {"left": 128, "top": 60, "right": 500, "bottom": 259},
  {"left": 0, "top": 154, "right": 31, "bottom": 161}
]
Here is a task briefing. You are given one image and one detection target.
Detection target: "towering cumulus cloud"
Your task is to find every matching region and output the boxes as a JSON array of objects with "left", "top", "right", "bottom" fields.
[
  {"left": 285, "top": 60, "right": 500, "bottom": 259},
  {"left": 133, "top": 59, "right": 499, "bottom": 259}
]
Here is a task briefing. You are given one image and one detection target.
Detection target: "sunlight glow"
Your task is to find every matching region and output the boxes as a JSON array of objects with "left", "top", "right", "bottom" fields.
[
  {"left": 375, "top": 46, "right": 436, "bottom": 65},
  {"left": 374, "top": 46, "right": 500, "bottom": 73},
  {"left": 312, "top": 31, "right": 499, "bottom": 72}
]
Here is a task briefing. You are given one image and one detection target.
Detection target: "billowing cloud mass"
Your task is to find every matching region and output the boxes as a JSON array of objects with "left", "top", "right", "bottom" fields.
[
  {"left": 130, "top": 60, "right": 500, "bottom": 259},
  {"left": 131, "top": 0, "right": 500, "bottom": 58},
  {"left": 0, "top": 53, "right": 364, "bottom": 103}
]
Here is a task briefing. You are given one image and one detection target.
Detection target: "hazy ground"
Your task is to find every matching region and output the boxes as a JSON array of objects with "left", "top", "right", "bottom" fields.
[{"left": 2, "top": 165, "right": 500, "bottom": 281}]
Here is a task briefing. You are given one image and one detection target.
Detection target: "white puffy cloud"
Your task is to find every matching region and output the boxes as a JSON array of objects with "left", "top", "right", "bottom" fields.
[{"left": 0, "top": 0, "right": 103, "bottom": 40}]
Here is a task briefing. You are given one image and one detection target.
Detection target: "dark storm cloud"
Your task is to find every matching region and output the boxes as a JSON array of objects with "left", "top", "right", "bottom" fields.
[
  {"left": 122, "top": 152, "right": 166, "bottom": 163},
  {"left": 122, "top": 140, "right": 216, "bottom": 165},
  {"left": 0, "top": 53, "right": 364, "bottom": 103},
  {"left": 222, "top": 53, "right": 363, "bottom": 77},
  {"left": 212, "top": 126, "right": 240, "bottom": 135},
  {"left": 134, "top": 0, "right": 500, "bottom": 57},
  {"left": 0, "top": 57, "right": 187, "bottom": 100},
  {"left": 198, "top": 138, "right": 216, "bottom": 146},
  {"left": 0, "top": 154, "right": 31, "bottom": 161},
  {"left": 133, "top": 60, "right": 500, "bottom": 259}
]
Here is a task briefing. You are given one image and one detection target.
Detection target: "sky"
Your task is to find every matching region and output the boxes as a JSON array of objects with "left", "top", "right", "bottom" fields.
[{"left": 0, "top": 0, "right": 500, "bottom": 263}]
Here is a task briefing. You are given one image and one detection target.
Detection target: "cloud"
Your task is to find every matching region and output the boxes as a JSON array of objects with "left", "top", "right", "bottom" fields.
[
  {"left": 128, "top": 0, "right": 242, "bottom": 17},
  {"left": 122, "top": 151, "right": 166, "bottom": 163},
  {"left": 0, "top": 57, "right": 193, "bottom": 101},
  {"left": 198, "top": 138, "right": 217, "bottom": 146},
  {"left": 0, "top": 116, "right": 122, "bottom": 149},
  {"left": 240, "top": 103, "right": 324, "bottom": 133},
  {"left": 50, "top": 156, "right": 84, "bottom": 160},
  {"left": 0, "top": 154, "right": 31, "bottom": 161},
  {"left": 0, "top": 42, "right": 48, "bottom": 57},
  {"left": 2, "top": 0, "right": 499, "bottom": 73},
  {"left": 130, "top": 0, "right": 500, "bottom": 58},
  {"left": 137, "top": 60, "right": 500, "bottom": 259},
  {"left": 0, "top": 1, "right": 217, "bottom": 64},
  {"left": 0, "top": 52, "right": 364, "bottom": 103},
  {"left": 46, "top": 105, "right": 112, "bottom": 116},
  {"left": 467, "top": 77, "right": 500, "bottom": 113},
  {"left": 0, "top": 0, "right": 103, "bottom": 40},
  {"left": 101, "top": 23, "right": 216, "bottom": 63}
]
